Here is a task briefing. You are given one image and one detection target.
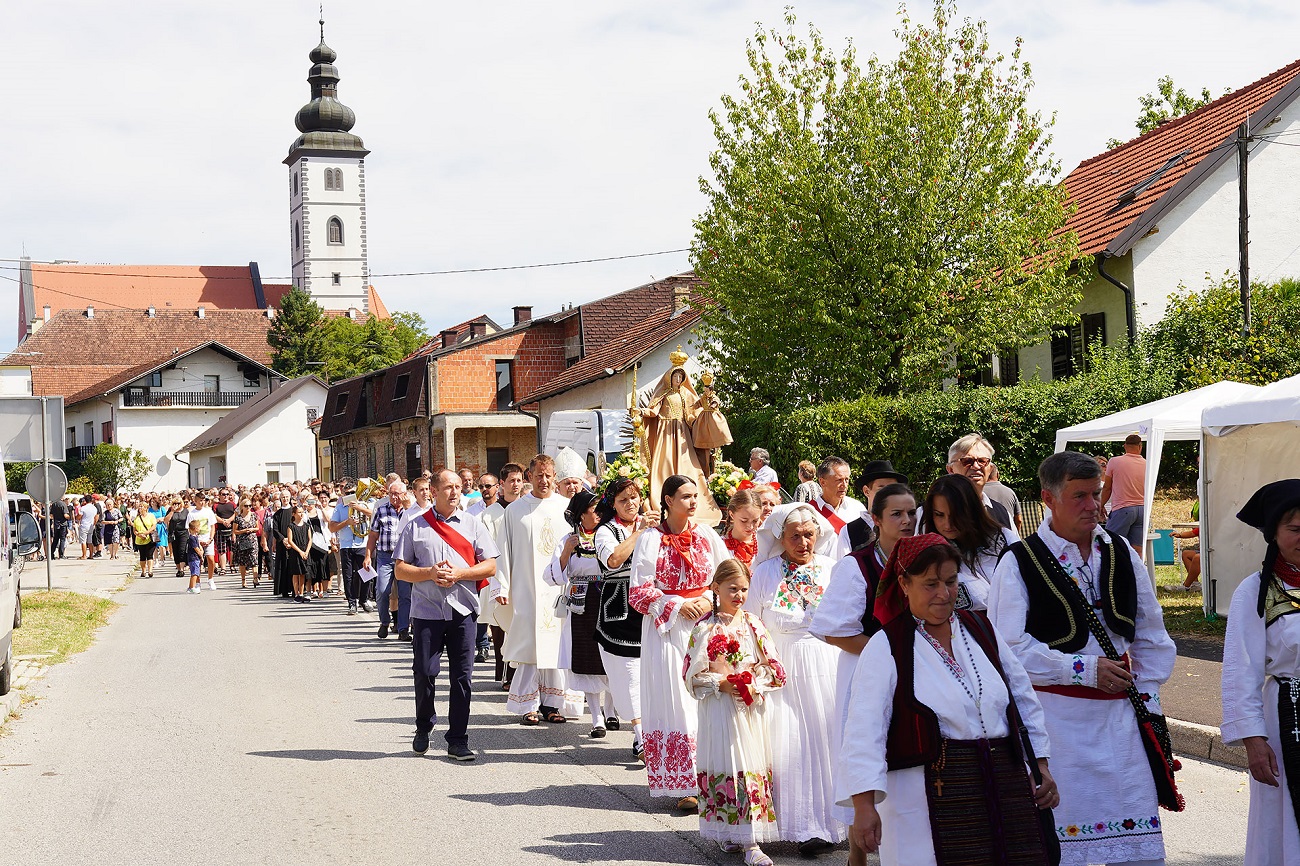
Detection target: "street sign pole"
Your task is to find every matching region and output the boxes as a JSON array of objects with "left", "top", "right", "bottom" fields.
[{"left": 41, "top": 395, "right": 51, "bottom": 590}]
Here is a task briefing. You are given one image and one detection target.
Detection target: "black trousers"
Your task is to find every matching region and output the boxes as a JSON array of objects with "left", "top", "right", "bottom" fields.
[
  {"left": 339, "top": 548, "right": 365, "bottom": 602},
  {"left": 51, "top": 525, "right": 67, "bottom": 558},
  {"left": 411, "top": 613, "right": 476, "bottom": 747}
]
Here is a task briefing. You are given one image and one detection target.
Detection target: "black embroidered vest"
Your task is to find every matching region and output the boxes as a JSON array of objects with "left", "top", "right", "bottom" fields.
[{"left": 1007, "top": 529, "right": 1137, "bottom": 654}]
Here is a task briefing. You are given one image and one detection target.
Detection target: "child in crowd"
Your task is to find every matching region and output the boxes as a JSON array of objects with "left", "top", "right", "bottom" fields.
[
  {"left": 683, "top": 559, "right": 786, "bottom": 866},
  {"left": 185, "top": 520, "right": 204, "bottom": 595}
]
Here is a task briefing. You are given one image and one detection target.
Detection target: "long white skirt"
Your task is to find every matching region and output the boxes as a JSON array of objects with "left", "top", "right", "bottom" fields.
[
  {"left": 830, "top": 647, "right": 857, "bottom": 825},
  {"left": 696, "top": 692, "right": 780, "bottom": 844},
  {"left": 769, "top": 630, "right": 848, "bottom": 843},
  {"left": 1246, "top": 676, "right": 1300, "bottom": 865},
  {"left": 505, "top": 664, "right": 584, "bottom": 717},
  {"left": 641, "top": 613, "right": 698, "bottom": 798}
]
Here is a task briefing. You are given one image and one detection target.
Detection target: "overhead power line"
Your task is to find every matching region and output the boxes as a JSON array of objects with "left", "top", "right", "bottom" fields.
[{"left": 0, "top": 248, "right": 693, "bottom": 282}]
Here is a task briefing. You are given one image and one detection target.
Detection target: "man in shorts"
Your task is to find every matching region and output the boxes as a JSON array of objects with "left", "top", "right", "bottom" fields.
[
  {"left": 213, "top": 488, "right": 237, "bottom": 575},
  {"left": 1102, "top": 433, "right": 1148, "bottom": 554},
  {"left": 189, "top": 492, "right": 219, "bottom": 590}
]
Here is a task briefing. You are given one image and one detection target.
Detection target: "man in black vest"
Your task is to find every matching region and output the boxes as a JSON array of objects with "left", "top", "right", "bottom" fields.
[{"left": 989, "top": 450, "right": 1176, "bottom": 866}]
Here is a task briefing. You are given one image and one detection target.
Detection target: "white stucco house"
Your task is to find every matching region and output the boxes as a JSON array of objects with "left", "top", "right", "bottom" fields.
[
  {"left": 179, "top": 376, "right": 328, "bottom": 487},
  {"left": 1005, "top": 57, "right": 1300, "bottom": 383}
]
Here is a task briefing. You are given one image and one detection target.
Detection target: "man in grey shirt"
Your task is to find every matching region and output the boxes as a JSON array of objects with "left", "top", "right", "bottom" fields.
[{"left": 395, "top": 469, "right": 498, "bottom": 762}]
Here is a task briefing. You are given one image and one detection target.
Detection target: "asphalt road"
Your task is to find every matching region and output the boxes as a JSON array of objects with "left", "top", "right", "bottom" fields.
[{"left": 0, "top": 573, "right": 1251, "bottom": 865}]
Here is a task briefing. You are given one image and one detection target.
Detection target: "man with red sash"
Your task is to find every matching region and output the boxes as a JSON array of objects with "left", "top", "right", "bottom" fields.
[
  {"left": 810, "top": 456, "right": 866, "bottom": 560},
  {"left": 395, "top": 469, "right": 499, "bottom": 762},
  {"left": 990, "top": 451, "right": 1176, "bottom": 865}
]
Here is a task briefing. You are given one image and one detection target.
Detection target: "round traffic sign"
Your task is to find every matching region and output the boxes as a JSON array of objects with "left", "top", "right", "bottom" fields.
[{"left": 25, "top": 462, "right": 68, "bottom": 503}]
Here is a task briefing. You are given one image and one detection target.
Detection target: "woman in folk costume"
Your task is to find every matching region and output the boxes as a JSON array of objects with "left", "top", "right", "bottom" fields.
[
  {"left": 543, "top": 489, "right": 615, "bottom": 738},
  {"left": 684, "top": 559, "right": 786, "bottom": 866},
  {"left": 594, "top": 478, "right": 651, "bottom": 762},
  {"left": 630, "top": 473, "right": 730, "bottom": 811},
  {"left": 744, "top": 503, "right": 846, "bottom": 856},
  {"left": 840, "top": 533, "right": 1058, "bottom": 866},
  {"left": 921, "top": 474, "right": 1019, "bottom": 612},
  {"left": 1223, "top": 479, "right": 1300, "bottom": 865},
  {"left": 811, "top": 482, "right": 917, "bottom": 866},
  {"left": 639, "top": 351, "right": 722, "bottom": 527}
]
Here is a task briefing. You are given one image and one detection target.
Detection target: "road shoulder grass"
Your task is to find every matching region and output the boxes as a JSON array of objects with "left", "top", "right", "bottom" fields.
[{"left": 14, "top": 590, "right": 119, "bottom": 666}]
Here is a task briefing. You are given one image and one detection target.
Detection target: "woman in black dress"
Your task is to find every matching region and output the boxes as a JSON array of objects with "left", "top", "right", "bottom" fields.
[{"left": 284, "top": 505, "right": 313, "bottom": 603}]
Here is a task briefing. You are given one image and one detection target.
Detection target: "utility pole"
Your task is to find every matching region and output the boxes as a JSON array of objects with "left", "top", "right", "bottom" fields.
[{"left": 1238, "top": 120, "right": 1252, "bottom": 343}]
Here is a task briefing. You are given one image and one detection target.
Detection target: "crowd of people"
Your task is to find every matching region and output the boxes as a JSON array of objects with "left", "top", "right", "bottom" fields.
[{"left": 40, "top": 429, "right": 1300, "bottom": 866}]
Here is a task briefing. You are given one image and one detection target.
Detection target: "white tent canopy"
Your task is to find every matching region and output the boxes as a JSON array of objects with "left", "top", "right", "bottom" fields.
[
  {"left": 1054, "top": 381, "right": 1261, "bottom": 571},
  {"left": 1201, "top": 373, "right": 1300, "bottom": 615}
]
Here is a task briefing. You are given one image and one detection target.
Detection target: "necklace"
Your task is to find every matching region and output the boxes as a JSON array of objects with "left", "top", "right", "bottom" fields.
[
  {"left": 916, "top": 616, "right": 987, "bottom": 737},
  {"left": 1291, "top": 680, "right": 1300, "bottom": 744}
]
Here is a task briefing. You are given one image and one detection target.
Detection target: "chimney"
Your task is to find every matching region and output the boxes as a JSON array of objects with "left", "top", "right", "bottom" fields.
[
  {"left": 512, "top": 305, "right": 532, "bottom": 326},
  {"left": 147, "top": 305, "right": 156, "bottom": 317},
  {"left": 42, "top": 304, "right": 51, "bottom": 323},
  {"left": 85, "top": 305, "right": 94, "bottom": 319},
  {"left": 197, "top": 305, "right": 206, "bottom": 319},
  {"left": 469, "top": 321, "right": 487, "bottom": 339},
  {"left": 440, "top": 329, "right": 458, "bottom": 349},
  {"left": 347, "top": 308, "right": 358, "bottom": 320},
  {"left": 265, "top": 308, "right": 275, "bottom": 319},
  {"left": 672, "top": 281, "right": 691, "bottom": 315}
]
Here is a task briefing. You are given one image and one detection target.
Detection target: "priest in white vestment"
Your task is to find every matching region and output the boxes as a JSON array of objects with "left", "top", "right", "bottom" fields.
[{"left": 494, "top": 454, "right": 581, "bottom": 722}]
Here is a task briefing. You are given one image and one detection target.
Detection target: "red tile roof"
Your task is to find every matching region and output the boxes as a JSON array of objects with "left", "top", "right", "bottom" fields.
[
  {"left": 409, "top": 314, "right": 504, "bottom": 357},
  {"left": 26, "top": 263, "right": 273, "bottom": 317},
  {"left": 2, "top": 308, "right": 276, "bottom": 404},
  {"left": 516, "top": 274, "right": 706, "bottom": 404},
  {"left": 1063, "top": 58, "right": 1300, "bottom": 257}
]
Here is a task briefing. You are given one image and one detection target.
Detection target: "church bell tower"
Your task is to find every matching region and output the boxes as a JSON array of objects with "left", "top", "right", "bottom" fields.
[{"left": 285, "top": 19, "right": 370, "bottom": 313}]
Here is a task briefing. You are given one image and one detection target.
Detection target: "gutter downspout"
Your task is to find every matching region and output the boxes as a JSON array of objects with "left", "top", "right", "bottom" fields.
[
  {"left": 512, "top": 402, "right": 543, "bottom": 454},
  {"left": 173, "top": 452, "right": 192, "bottom": 487},
  {"left": 1097, "top": 252, "right": 1136, "bottom": 343}
]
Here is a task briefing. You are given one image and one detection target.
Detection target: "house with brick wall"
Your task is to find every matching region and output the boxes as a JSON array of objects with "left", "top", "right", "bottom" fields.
[{"left": 320, "top": 273, "right": 706, "bottom": 481}]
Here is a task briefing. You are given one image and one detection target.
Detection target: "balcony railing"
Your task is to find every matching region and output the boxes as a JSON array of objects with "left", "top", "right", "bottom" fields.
[
  {"left": 67, "top": 445, "right": 95, "bottom": 462},
  {"left": 122, "top": 390, "right": 257, "bottom": 408}
]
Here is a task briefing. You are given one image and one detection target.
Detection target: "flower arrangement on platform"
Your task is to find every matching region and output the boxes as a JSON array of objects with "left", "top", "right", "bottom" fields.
[
  {"left": 707, "top": 461, "right": 747, "bottom": 507},
  {"left": 599, "top": 451, "right": 650, "bottom": 500}
]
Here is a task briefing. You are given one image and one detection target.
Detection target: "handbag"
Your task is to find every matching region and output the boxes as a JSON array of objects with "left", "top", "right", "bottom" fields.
[
  {"left": 311, "top": 530, "right": 330, "bottom": 555},
  {"left": 1020, "top": 535, "right": 1185, "bottom": 812}
]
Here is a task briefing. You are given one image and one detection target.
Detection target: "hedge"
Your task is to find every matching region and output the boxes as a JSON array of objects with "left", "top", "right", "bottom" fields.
[{"left": 723, "top": 349, "right": 1182, "bottom": 499}]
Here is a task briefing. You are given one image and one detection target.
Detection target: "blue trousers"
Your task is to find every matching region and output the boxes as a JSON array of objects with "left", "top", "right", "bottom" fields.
[
  {"left": 376, "top": 551, "right": 411, "bottom": 630},
  {"left": 411, "top": 612, "right": 476, "bottom": 747}
]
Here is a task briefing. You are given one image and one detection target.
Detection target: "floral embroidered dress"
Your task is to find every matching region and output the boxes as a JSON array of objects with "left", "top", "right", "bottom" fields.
[
  {"left": 683, "top": 609, "right": 786, "bottom": 844},
  {"left": 629, "top": 522, "right": 730, "bottom": 798},
  {"left": 745, "top": 554, "right": 846, "bottom": 844}
]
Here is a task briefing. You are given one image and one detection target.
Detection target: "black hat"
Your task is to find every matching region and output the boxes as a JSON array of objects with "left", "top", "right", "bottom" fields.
[
  {"left": 1237, "top": 479, "right": 1300, "bottom": 541},
  {"left": 858, "top": 460, "right": 908, "bottom": 487},
  {"left": 564, "top": 489, "right": 599, "bottom": 530}
]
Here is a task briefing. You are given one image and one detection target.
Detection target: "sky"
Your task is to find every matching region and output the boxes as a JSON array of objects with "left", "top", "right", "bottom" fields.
[{"left": 3, "top": 0, "right": 1299, "bottom": 353}]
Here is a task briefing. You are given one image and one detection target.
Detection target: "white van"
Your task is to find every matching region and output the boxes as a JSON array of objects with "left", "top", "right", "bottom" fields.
[
  {"left": 1, "top": 463, "right": 42, "bottom": 695},
  {"left": 543, "top": 410, "right": 633, "bottom": 476}
]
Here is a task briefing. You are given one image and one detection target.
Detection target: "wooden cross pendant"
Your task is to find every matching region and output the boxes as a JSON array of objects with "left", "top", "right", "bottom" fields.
[{"left": 933, "top": 777, "right": 944, "bottom": 797}]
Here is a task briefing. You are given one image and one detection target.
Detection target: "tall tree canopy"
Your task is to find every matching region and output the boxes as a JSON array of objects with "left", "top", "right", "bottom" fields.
[
  {"left": 1107, "top": 75, "right": 1223, "bottom": 148},
  {"left": 269, "top": 287, "right": 429, "bottom": 381},
  {"left": 692, "top": 3, "right": 1083, "bottom": 413}
]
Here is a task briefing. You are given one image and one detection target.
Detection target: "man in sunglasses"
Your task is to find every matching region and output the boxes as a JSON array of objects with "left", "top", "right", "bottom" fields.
[
  {"left": 466, "top": 474, "right": 498, "bottom": 518},
  {"left": 946, "top": 433, "right": 1015, "bottom": 530}
]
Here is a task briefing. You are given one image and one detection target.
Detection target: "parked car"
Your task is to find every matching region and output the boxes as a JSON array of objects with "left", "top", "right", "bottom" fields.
[{"left": 2, "top": 474, "right": 42, "bottom": 695}]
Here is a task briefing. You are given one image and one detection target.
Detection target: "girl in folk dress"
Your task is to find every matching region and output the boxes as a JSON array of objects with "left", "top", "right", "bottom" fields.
[
  {"left": 723, "top": 490, "right": 762, "bottom": 568},
  {"left": 684, "top": 559, "right": 786, "bottom": 866},
  {"left": 630, "top": 474, "right": 730, "bottom": 811}
]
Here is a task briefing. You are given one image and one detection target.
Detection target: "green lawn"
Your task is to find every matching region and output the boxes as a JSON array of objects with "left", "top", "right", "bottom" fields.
[
  {"left": 1151, "top": 564, "right": 1224, "bottom": 638},
  {"left": 13, "top": 590, "right": 119, "bottom": 666}
]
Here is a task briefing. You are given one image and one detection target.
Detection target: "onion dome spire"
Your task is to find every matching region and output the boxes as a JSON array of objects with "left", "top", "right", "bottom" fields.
[{"left": 285, "top": 17, "right": 368, "bottom": 160}]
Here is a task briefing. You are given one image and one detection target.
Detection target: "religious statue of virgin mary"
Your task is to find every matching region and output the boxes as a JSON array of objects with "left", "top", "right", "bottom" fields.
[{"left": 637, "top": 347, "right": 728, "bottom": 526}]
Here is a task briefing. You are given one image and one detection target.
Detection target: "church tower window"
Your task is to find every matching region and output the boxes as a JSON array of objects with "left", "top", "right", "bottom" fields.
[
  {"left": 328, "top": 217, "right": 343, "bottom": 245},
  {"left": 294, "top": 221, "right": 301, "bottom": 250}
]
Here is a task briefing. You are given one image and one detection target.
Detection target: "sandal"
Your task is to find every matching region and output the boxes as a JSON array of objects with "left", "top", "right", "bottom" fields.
[
  {"left": 521, "top": 712, "right": 541, "bottom": 726},
  {"left": 675, "top": 796, "right": 698, "bottom": 812},
  {"left": 718, "top": 841, "right": 743, "bottom": 854},
  {"left": 543, "top": 711, "right": 567, "bottom": 724},
  {"left": 743, "top": 847, "right": 774, "bottom": 866},
  {"left": 590, "top": 726, "right": 606, "bottom": 739},
  {"left": 606, "top": 716, "right": 620, "bottom": 731}
]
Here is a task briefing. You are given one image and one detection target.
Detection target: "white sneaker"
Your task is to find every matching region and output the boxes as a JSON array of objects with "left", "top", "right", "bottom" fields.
[
  {"left": 207, "top": 579, "right": 216, "bottom": 591},
  {"left": 188, "top": 586, "right": 200, "bottom": 594},
  {"left": 1185, "top": 581, "right": 1202, "bottom": 593}
]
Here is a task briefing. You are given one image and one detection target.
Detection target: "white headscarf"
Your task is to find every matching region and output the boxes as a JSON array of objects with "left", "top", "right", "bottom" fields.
[{"left": 755, "top": 502, "right": 837, "bottom": 564}]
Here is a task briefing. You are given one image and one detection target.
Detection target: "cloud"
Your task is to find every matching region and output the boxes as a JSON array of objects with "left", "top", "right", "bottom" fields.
[{"left": 3, "top": 0, "right": 1298, "bottom": 352}]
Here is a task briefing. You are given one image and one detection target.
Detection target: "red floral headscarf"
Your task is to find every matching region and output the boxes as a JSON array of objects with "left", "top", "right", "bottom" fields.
[{"left": 873, "top": 533, "right": 956, "bottom": 626}]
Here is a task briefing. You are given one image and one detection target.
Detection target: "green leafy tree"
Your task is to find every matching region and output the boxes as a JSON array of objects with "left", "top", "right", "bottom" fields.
[
  {"left": 317, "top": 312, "right": 429, "bottom": 381},
  {"left": 390, "top": 311, "right": 429, "bottom": 359},
  {"left": 268, "top": 287, "right": 327, "bottom": 377},
  {"left": 1107, "top": 76, "right": 1222, "bottom": 148},
  {"left": 692, "top": 3, "right": 1083, "bottom": 413},
  {"left": 1143, "top": 274, "right": 1300, "bottom": 386},
  {"left": 80, "top": 444, "right": 152, "bottom": 493}
]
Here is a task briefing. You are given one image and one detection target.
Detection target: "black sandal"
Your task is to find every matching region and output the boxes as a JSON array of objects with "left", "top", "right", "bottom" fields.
[
  {"left": 543, "top": 711, "right": 567, "bottom": 724},
  {"left": 521, "top": 712, "right": 541, "bottom": 726}
]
